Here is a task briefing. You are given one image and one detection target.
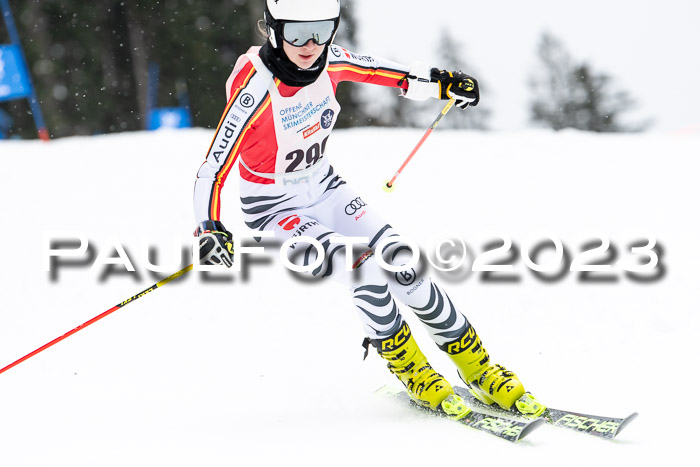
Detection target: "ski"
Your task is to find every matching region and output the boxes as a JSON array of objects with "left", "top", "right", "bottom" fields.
[
  {"left": 454, "top": 386, "right": 638, "bottom": 440},
  {"left": 377, "top": 385, "right": 544, "bottom": 443}
]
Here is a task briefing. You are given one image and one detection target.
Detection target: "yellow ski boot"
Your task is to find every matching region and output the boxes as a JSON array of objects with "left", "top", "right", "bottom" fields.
[
  {"left": 371, "top": 322, "right": 465, "bottom": 417},
  {"left": 444, "top": 324, "right": 546, "bottom": 417}
]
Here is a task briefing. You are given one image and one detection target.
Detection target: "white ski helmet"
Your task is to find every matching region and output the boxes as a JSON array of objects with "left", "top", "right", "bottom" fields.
[{"left": 264, "top": 0, "right": 341, "bottom": 49}]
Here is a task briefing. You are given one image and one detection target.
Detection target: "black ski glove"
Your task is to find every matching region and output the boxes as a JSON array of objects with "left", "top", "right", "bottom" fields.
[
  {"left": 430, "top": 68, "right": 480, "bottom": 109},
  {"left": 195, "top": 220, "right": 234, "bottom": 267}
]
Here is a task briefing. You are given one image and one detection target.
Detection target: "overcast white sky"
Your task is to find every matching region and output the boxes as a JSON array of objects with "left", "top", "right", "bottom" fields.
[{"left": 353, "top": 0, "right": 700, "bottom": 132}]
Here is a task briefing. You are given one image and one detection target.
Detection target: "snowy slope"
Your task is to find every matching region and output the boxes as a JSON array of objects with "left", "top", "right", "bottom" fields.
[{"left": 0, "top": 128, "right": 698, "bottom": 466}]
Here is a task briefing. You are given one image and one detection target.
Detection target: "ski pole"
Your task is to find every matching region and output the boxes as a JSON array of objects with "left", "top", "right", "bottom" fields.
[
  {"left": 383, "top": 99, "right": 456, "bottom": 192},
  {"left": 0, "top": 263, "right": 194, "bottom": 376}
]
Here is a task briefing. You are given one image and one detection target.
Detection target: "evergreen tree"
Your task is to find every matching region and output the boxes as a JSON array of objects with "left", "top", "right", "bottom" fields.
[
  {"left": 529, "top": 32, "right": 646, "bottom": 132},
  {"left": 2, "top": 1, "right": 258, "bottom": 137}
]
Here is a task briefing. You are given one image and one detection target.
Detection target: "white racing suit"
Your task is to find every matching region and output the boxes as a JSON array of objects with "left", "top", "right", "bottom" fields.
[{"left": 193, "top": 45, "right": 470, "bottom": 347}]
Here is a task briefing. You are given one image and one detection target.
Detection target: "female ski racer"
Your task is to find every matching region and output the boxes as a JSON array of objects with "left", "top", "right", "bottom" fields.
[{"left": 193, "top": 0, "right": 544, "bottom": 418}]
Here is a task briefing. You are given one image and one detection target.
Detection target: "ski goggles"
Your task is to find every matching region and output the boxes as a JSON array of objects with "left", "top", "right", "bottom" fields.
[{"left": 281, "top": 20, "right": 338, "bottom": 47}]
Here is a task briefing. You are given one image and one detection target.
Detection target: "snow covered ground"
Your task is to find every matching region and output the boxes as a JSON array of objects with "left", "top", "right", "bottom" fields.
[{"left": 0, "top": 127, "right": 698, "bottom": 466}]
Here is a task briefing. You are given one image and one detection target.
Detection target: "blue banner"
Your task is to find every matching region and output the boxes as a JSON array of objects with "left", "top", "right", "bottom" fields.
[
  {"left": 0, "top": 44, "right": 31, "bottom": 102},
  {"left": 147, "top": 107, "right": 192, "bottom": 130}
]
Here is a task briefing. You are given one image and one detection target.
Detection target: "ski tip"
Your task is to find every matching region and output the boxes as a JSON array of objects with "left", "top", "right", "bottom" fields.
[
  {"left": 613, "top": 412, "right": 639, "bottom": 438},
  {"left": 517, "top": 417, "right": 546, "bottom": 441}
]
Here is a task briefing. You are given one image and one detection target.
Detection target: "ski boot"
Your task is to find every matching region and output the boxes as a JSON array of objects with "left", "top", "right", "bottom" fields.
[
  {"left": 370, "top": 322, "right": 469, "bottom": 419},
  {"left": 443, "top": 324, "right": 546, "bottom": 418}
]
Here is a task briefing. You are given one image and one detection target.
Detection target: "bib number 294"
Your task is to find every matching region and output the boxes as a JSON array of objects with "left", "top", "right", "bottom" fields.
[{"left": 284, "top": 136, "right": 329, "bottom": 173}]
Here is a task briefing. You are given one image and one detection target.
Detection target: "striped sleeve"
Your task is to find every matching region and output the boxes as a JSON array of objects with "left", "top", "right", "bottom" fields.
[
  {"left": 193, "top": 56, "right": 270, "bottom": 225},
  {"left": 326, "top": 44, "right": 410, "bottom": 90}
]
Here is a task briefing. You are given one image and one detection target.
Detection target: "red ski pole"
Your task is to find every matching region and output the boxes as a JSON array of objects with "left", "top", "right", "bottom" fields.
[
  {"left": 0, "top": 264, "right": 193, "bottom": 375},
  {"left": 383, "top": 99, "right": 456, "bottom": 192}
]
